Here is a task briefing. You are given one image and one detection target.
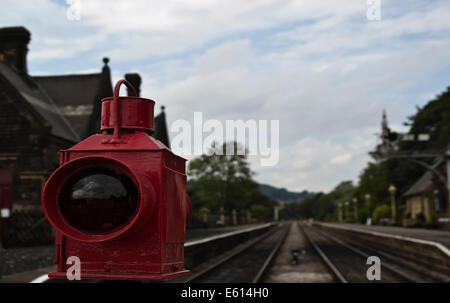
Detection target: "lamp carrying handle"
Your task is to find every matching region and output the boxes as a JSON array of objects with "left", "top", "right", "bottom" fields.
[{"left": 111, "top": 80, "right": 137, "bottom": 142}]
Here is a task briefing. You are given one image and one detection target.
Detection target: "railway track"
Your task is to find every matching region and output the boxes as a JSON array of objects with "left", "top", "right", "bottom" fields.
[
  {"left": 298, "top": 222, "right": 435, "bottom": 283},
  {"left": 184, "top": 223, "right": 289, "bottom": 283},
  {"left": 30, "top": 221, "right": 441, "bottom": 283},
  {"left": 29, "top": 223, "right": 285, "bottom": 283}
]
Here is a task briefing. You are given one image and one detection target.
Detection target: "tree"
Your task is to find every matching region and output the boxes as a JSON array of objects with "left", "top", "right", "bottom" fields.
[
  {"left": 401, "top": 87, "right": 450, "bottom": 151},
  {"left": 297, "top": 181, "right": 355, "bottom": 221},
  {"left": 188, "top": 142, "right": 275, "bottom": 219},
  {"left": 355, "top": 159, "right": 424, "bottom": 221},
  {"left": 372, "top": 205, "right": 390, "bottom": 225},
  {"left": 295, "top": 86, "right": 450, "bottom": 223},
  {"left": 356, "top": 86, "right": 450, "bottom": 220}
]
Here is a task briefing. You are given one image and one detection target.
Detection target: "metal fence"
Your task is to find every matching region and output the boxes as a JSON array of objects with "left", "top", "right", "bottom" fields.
[
  {"left": 1, "top": 209, "right": 54, "bottom": 248},
  {"left": 187, "top": 213, "right": 252, "bottom": 228},
  {"left": 1, "top": 210, "right": 252, "bottom": 247}
]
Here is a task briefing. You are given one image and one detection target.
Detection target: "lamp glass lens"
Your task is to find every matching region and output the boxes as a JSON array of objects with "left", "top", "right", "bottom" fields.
[{"left": 58, "top": 166, "right": 139, "bottom": 234}]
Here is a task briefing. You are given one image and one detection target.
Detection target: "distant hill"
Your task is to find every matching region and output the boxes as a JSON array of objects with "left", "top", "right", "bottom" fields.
[{"left": 259, "top": 183, "right": 316, "bottom": 203}]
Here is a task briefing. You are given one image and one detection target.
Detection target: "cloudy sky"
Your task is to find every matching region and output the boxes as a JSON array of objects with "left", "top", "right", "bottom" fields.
[{"left": 2, "top": 0, "right": 450, "bottom": 192}]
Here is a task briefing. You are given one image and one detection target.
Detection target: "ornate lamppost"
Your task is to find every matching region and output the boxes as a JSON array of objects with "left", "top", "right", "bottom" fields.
[
  {"left": 364, "top": 193, "right": 371, "bottom": 206},
  {"left": 220, "top": 206, "right": 226, "bottom": 225},
  {"left": 388, "top": 185, "right": 397, "bottom": 224},
  {"left": 365, "top": 193, "right": 372, "bottom": 225},
  {"left": 352, "top": 197, "right": 358, "bottom": 221},
  {"left": 344, "top": 201, "right": 350, "bottom": 220}
]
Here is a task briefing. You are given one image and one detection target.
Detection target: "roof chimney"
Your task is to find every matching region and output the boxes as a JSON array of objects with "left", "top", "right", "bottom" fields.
[
  {"left": 0, "top": 27, "right": 31, "bottom": 74},
  {"left": 124, "top": 73, "right": 141, "bottom": 97}
]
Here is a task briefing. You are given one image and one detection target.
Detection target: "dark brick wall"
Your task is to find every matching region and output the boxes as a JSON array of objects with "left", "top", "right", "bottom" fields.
[
  {"left": 0, "top": 78, "right": 71, "bottom": 211},
  {"left": 0, "top": 78, "right": 74, "bottom": 246}
]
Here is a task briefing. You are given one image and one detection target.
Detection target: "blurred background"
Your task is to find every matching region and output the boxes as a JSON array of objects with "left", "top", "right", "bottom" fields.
[{"left": 0, "top": 0, "right": 449, "bottom": 283}]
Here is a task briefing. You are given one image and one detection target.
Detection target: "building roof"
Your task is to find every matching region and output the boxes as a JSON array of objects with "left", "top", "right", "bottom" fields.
[
  {"left": 403, "top": 159, "right": 444, "bottom": 197},
  {"left": 0, "top": 61, "right": 80, "bottom": 142},
  {"left": 153, "top": 106, "right": 170, "bottom": 148},
  {"left": 0, "top": 25, "right": 170, "bottom": 147},
  {"left": 33, "top": 71, "right": 108, "bottom": 138},
  {"left": 403, "top": 170, "right": 434, "bottom": 197},
  {"left": 1, "top": 59, "right": 171, "bottom": 146}
]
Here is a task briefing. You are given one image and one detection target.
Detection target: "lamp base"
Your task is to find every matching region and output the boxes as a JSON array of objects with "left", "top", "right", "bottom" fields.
[{"left": 48, "top": 269, "right": 190, "bottom": 281}]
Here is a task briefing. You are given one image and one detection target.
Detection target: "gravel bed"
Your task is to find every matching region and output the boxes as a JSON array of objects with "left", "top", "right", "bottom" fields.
[
  {"left": 191, "top": 226, "right": 286, "bottom": 282},
  {"left": 0, "top": 245, "right": 55, "bottom": 277},
  {"left": 0, "top": 225, "right": 258, "bottom": 278}
]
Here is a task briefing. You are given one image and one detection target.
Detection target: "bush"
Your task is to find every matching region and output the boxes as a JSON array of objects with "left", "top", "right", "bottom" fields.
[
  {"left": 372, "top": 205, "right": 390, "bottom": 225},
  {"left": 250, "top": 204, "right": 271, "bottom": 221},
  {"left": 428, "top": 212, "right": 437, "bottom": 223},
  {"left": 415, "top": 213, "right": 426, "bottom": 223},
  {"left": 324, "top": 213, "right": 335, "bottom": 222},
  {"left": 426, "top": 212, "right": 438, "bottom": 228}
]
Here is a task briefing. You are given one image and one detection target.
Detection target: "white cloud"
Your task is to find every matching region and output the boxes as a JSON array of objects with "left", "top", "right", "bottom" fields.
[
  {"left": 1, "top": 0, "right": 449, "bottom": 192},
  {"left": 331, "top": 153, "right": 352, "bottom": 165},
  {"left": 248, "top": 126, "right": 376, "bottom": 192}
]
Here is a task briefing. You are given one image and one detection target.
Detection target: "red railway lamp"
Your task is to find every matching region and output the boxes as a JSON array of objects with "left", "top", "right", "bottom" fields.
[{"left": 42, "top": 80, "right": 191, "bottom": 280}]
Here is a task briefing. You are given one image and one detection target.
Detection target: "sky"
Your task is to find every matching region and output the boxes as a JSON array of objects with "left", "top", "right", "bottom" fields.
[{"left": 1, "top": 0, "right": 450, "bottom": 192}]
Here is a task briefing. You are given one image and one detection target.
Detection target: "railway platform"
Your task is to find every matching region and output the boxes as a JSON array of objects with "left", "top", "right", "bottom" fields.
[
  {"left": 0, "top": 223, "right": 267, "bottom": 283},
  {"left": 2, "top": 221, "right": 449, "bottom": 283},
  {"left": 324, "top": 223, "right": 450, "bottom": 248}
]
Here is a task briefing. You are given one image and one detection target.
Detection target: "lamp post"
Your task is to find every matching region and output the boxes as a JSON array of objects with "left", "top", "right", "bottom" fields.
[
  {"left": 232, "top": 209, "right": 237, "bottom": 225},
  {"left": 364, "top": 193, "right": 371, "bottom": 213},
  {"left": 200, "top": 207, "right": 210, "bottom": 227},
  {"left": 365, "top": 193, "right": 372, "bottom": 225},
  {"left": 344, "top": 201, "right": 350, "bottom": 220},
  {"left": 220, "top": 206, "right": 225, "bottom": 225},
  {"left": 364, "top": 193, "right": 371, "bottom": 206},
  {"left": 338, "top": 202, "right": 343, "bottom": 223},
  {"left": 388, "top": 185, "right": 397, "bottom": 224},
  {"left": 352, "top": 197, "right": 358, "bottom": 221}
]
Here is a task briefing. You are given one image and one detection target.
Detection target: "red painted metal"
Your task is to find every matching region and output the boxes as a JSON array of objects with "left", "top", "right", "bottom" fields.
[
  {"left": 41, "top": 80, "right": 191, "bottom": 280},
  {"left": 0, "top": 168, "right": 12, "bottom": 210},
  {"left": 0, "top": 168, "right": 13, "bottom": 241},
  {"left": 101, "top": 80, "right": 155, "bottom": 141}
]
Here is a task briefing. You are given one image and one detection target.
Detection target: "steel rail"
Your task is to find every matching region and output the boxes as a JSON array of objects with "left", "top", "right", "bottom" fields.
[
  {"left": 298, "top": 222, "right": 348, "bottom": 283},
  {"left": 313, "top": 227, "right": 429, "bottom": 283},
  {"left": 252, "top": 222, "right": 291, "bottom": 283},
  {"left": 185, "top": 223, "right": 286, "bottom": 283},
  {"left": 31, "top": 224, "right": 277, "bottom": 283}
]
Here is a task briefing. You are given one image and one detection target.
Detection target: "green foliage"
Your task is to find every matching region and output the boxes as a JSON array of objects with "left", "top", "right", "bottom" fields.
[
  {"left": 259, "top": 184, "right": 315, "bottom": 202},
  {"left": 355, "top": 86, "right": 450, "bottom": 220},
  {"left": 250, "top": 188, "right": 276, "bottom": 221},
  {"left": 297, "top": 181, "right": 355, "bottom": 221},
  {"left": 355, "top": 159, "right": 424, "bottom": 215},
  {"left": 428, "top": 212, "right": 437, "bottom": 224},
  {"left": 278, "top": 202, "right": 300, "bottom": 220},
  {"left": 187, "top": 142, "right": 275, "bottom": 218},
  {"left": 426, "top": 212, "right": 439, "bottom": 228},
  {"left": 401, "top": 87, "right": 450, "bottom": 151},
  {"left": 372, "top": 205, "right": 390, "bottom": 225},
  {"left": 250, "top": 204, "right": 271, "bottom": 221},
  {"left": 415, "top": 213, "right": 426, "bottom": 226}
]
